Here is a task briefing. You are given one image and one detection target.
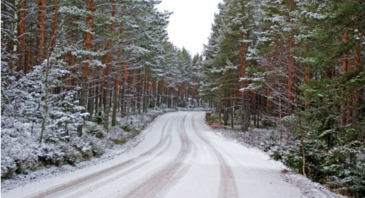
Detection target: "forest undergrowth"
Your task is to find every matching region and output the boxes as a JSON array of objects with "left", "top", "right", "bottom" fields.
[
  {"left": 1, "top": 107, "right": 176, "bottom": 180},
  {"left": 205, "top": 112, "right": 364, "bottom": 197}
]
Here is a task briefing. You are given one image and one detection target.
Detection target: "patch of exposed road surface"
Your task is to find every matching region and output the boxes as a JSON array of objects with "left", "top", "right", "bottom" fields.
[{"left": 3, "top": 112, "right": 309, "bottom": 198}]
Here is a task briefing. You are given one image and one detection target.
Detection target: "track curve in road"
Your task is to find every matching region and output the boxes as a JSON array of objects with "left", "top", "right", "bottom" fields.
[{"left": 2, "top": 111, "right": 305, "bottom": 198}]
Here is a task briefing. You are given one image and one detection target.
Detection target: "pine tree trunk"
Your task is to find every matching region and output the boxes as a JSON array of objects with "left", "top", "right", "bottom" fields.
[
  {"left": 105, "top": 5, "right": 115, "bottom": 129},
  {"left": 95, "top": 79, "right": 99, "bottom": 116},
  {"left": 157, "top": 80, "right": 160, "bottom": 107},
  {"left": 287, "top": 33, "right": 293, "bottom": 114},
  {"left": 12, "top": 0, "right": 19, "bottom": 72},
  {"left": 231, "top": 93, "right": 234, "bottom": 129},
  {"left": 65, "top": 30, "right": 72, "bottom": 90},
  {"left": 123, "top": 59, "right": 129, "bottom": 117},
  {"left": 242, "top": 30, "right": 251, "bottom": 132},
  {"left": 279, "top": 94, "right": 283, "bottom": 143},
  {"left": 153, "top": 79, "right": 156, "bottom": 107},
  {"left": 137, "top": 68, "right": 141, "bottom": 114},
  {"left": 354, "top": 19, "right": 362, "bottom": 121},
  {"left": 104, "top": 72, "right": 110, "bottom": 129},
  {"left": 88, "top": 68, "right": 95, "bottom": 120},
  {"left": 305, "top": 46, "right": 310, "bottom": 109},
  {"left": 143, "top": 66, "right": 148, "bottom": 112},
  {"left": 50, "top": 0, "right": 57, "bottom": 52},
  {"left": 253, "top": 92, "right": 256, "bottom": 127},
  {"left": 39, "top": 41, "right": 53, "bottom": 143},
  {"left": 19, "top": 0, "right": 26, "bottom": 72},
  {"left": 295, "top": 94, "right": 306, "bottom": 177},
  {"left": 111, "top": 11, "right": 121, "bottom": 126},
  {"left": 29, "top": 39, "right": 34, "bottom": 70},
  {"left": 341, "top": 29, "right": 348, "bottom": 126},
  {"left": 37, "top": 0, "right": 45, "bottom": 62},
  {"left": 78, "top": 0, "right": 93, "bottom": 135},
  {"left": 240, "top": 5, "right": 246, "bottom": 132}
]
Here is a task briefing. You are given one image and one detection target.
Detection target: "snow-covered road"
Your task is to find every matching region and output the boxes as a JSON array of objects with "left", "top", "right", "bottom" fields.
[{"left": 3, "top": 111, "right": 307, "bottom": 198}]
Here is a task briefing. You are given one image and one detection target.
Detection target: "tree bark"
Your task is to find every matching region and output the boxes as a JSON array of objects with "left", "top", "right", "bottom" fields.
[
  {"left": 19, "top": 0, "right": 26, "bottom": 72},
  {"left": 112, "top": 22, "right": 123, "bottom": 126},
  {"left": 105, "top": 5, "right": 115, "bottom": 129},
  {"left": 50, "top": 0, "right": 58, "bottom": 52},
  {"left": 341, "top": 29, "right": 349, "bottom": 126},
  {"left": 78, "top": 0, "right": 94, "bottom": 135},
  {"left": 37, "top": 0, "right": 45, "bottom": 62},
  {"left": 295, "top": 94, "right": 306, "bottom": 177},
  {"left": 287, "top": 33, "right": 293, "bottom": 113},
  {"left": 12, "top": 0, "right": 19, "bottom": 72}
]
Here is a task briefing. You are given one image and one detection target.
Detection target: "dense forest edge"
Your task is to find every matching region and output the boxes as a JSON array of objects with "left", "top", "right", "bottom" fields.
[
  {"left": 1, "top": 0, "right": 204, "bottom": 183},
  {"left": 200, "top": 0, "right": 365, "bottom": 197},
  {"left": 1, "top": 0, "right": 365, "bottom": 197}
]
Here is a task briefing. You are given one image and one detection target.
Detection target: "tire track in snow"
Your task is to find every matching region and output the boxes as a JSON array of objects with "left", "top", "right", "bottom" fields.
[
  {"left": 191, "top": 114, "right": 239, "bottom": 198},
  {"left": 120, "top": 113, "right": 196, "bottom": 198},
  {"left": 62, "top": 115, "right": 180, "bottom": 198},
  {"left": 27, "top": 115, "right": 179, "bottom": 198}
]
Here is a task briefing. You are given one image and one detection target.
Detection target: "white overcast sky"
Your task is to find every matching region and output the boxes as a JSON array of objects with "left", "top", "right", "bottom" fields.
[{"left": 156, "top": 0, "right": 223, "bottom": 56}]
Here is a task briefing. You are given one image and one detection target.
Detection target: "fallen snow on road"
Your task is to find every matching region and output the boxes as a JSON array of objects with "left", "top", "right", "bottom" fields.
[{"left": 1, "top": 112, "right": 341, "bottom": 198}]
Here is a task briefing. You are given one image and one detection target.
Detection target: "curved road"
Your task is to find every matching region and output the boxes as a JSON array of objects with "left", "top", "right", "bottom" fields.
[{"left": 2, "top": 112, "right": 305, "bottom": 198}]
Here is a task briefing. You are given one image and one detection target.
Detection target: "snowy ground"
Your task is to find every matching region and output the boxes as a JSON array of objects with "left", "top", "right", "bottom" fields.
[{"left": 1, "top": 112, "right": 342, "bottom": 198}]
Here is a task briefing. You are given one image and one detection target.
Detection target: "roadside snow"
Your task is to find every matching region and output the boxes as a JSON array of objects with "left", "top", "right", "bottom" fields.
[
  {"left": 214, "top": 129, "right": 344, "bottom": 198},
  {"left": 1, "top": 109, "right": 176, "bottom": 193}
]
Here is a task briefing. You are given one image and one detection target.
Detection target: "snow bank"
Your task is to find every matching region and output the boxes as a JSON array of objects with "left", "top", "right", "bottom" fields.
[{"left": 213, "top": 128, "right": 344, "bottom": 198}]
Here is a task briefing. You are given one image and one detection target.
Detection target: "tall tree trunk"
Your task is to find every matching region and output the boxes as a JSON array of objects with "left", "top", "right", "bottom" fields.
[
  {"left": 143, "top": 65, "right": 148, "bottom": 112},
  {"left": 39, "top": 40, "right": 54, "bottom": 143},
  {"left": 152, "top": 79, "right": 156, "bottom": 107},
  {"left": 50, "top": 0, "right": 58, "bottom": 94},
  {"left": 88, "top": 68, "right": 95, "bottom": 119},
  {"left": 112, "top": 22, "right": 123, "bottom": 126},
  {"left": 240, "top": 5, "right": 246, "bottom": 132},
  {"left": 244, "top": 30, "right": 251, "bottom": 131},
  {"left": 78, "top": 0, "right": 93, "bottom": 135},
  {"left": 191, "top": 78, "right": 194, "bottom": 106},
  {"left": 50, "top": 0, "right": 57, "bottom": 52},
  {"left": 354, "top": 17, "right": 362, "bottom": 121},
  {"left": 279, "top": 94, "right": 283, "bottom": 143},
  {"left": 138, "top": 68, "right": 142, "bottom": 114},
  {"left": 19, "top": 0, "right": 26, "bottom": 72},
  {"left": 65, "top": 30, "right": 72, "bottom": 90},
  {"left": 305, "top": 45, "right": 311, "bottom": 109},
  {"left": 123, "top": 60, "right": 129, "bottom": 117},
  {"left": 341, "top": 29, "right": 349, "bottom": 125},
  {"left": 104, "top": 4, "right": 115, "bottom": 129},
  {"left": 295, "top": 94, "right": 306, "bottom": 177},
  {"left": 287, "top": 33, "right": 293, "bottom": 113},
  {"left": 241, "top": 29, "right": 251, "bottom": 132},
  {"left": 12, "top": 0, "right": 19, "bottom": 72},
  {"left": 37, "top": 0, "right": 45, "bottom": 62}
]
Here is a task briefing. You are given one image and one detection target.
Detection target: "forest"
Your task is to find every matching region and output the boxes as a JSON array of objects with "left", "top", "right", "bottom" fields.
[
  {"left": 1, "top": 0, "right": 365, "bottom": 197},
  {"left": 1, "top": 0, "right": 201, "bottom": 182},
  {"left": 200, "top": 0, "right": 365, "bottom": 196}
]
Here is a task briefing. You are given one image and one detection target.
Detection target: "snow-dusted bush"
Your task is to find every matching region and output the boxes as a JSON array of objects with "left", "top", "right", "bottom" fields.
[
  {"left": 93, "top": 110, "right": 104, "bottom": 124},
  {"left": 1, "top": 118, "right": 69, "bottom": 177},
  {"left": 83, "top": 135, "right": 110, "bottom": 157},
  {"left": 86, "top": 122, "right": 106, "bottom": 139},
  {"left": 59, "top": 143, "right": 80, "bottom": 165},
  {"left": 108, "top": 126, "right": 129, "bottom": 143},
  {"left": 1, "top": 57, "right": 89, "bottom": 177},
  {"left": 122, "top": 123, "right": 132, "bottom": 132},
  {"left": 1, "top": 119, "right": 39, "bottom": 177}
]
